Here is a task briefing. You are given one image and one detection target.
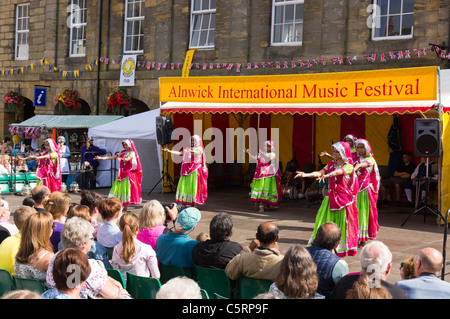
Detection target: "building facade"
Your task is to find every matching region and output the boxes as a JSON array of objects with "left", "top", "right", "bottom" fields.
[{"left": 0, "top": 0, "right": 448, "bottom": 136}]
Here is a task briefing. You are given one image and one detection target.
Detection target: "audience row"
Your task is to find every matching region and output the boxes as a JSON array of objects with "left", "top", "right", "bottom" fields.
[{"left": 0, "top": 184, "right": 449, "bottom": 299}]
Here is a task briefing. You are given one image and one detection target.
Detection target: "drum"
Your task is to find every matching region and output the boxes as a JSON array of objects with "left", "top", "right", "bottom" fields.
[
  {"left": 305, "top": 187, "right": 328, "bottom": 202},
  {"left": 282, "top": 186, "right": 298, "bottom": 200}
]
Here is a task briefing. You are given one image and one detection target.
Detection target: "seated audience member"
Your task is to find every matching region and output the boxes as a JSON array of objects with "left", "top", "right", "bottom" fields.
[
  {"left": 400, "top": 255, "right": 416, "bottom": 280},
  {"left": 42, "top": 248, "right": 91, "bottom": 299},
  {"left": 1, "top": 290, "right": 43, "bottom": 299},
  {"left": 156, "top": 276, "right": 202, "bottom": 299},
  {"left": 306, "top": 222, "right": 349, "bottom": 298},
  {"left": 411, "top": 159, "right": 438, "bottom": 203},
  {"left": 96, "top": 197, "right": 123, "bottom": 249},
  {"left": 31, "top": 185, "right": 50, "bottom": 212},
  {"left": 225, "top": 222, "right": 283, "bottom": 282},
  {"left": 269, "top": 245, "right": 323, "bottom": 299},
  {"left": 14, "top": 211, "right": 55, "bottom": 285},
  {"left": 192, "top": 212, "right": 243, "bottom": 269},
  {"left": 43, "top": 191, "right": 71, "bottom": 252},
  {"left": 79, "top": 189, "right": 104, "bottom": 240},
  {"left": 0, "top": 155, "right": 11, "bottom": 174},
  {"left": 345, "top": 274, "right": 393, "bottom": 299},
  {"left": 47, "top": 217, "right": 129, "bottom": 299},
  {"left": 0, "top": 206, "right": 36, "bottom": 275},
  {"left": 22, "top": 196, "right": 36, "bottom": 208},
  {"left": 137, "top": 200, "right": 168, "bottom": 251},
  {"left": 0, "top": 225, "right": 9, "bottom": 244},
  {"left": 395, "top": 247, "right": 450, "bottom": 299},
  {"left": 111, "top": 212, "right": 160, "bottom": 280},
  {"left": 155, "top": 207, "right": 201, "bottom": 269},
  {"left": 0, "top": 199, "right": 19, "bottom": 237},
  {"left": 392, "top": 151, "right": 416, "bottom": 205},
  {"left": 15, "top": 157, "right": 28, "bottom": 173},
  {"left": 332, "top": 241, "right": 407, "bottom": 299},
  {"left": 57, "top": 204, "right": 112, "bottom": 269}
]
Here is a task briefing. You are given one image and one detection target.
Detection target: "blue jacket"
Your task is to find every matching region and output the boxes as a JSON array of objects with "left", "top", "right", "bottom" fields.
[
  {"left": 306, "top": 244, "right": 340, "bottom": 298},
  {"left": 155, "top": 231, "right": 198, "bottom": 269},
  {"left": 395, "top": 273, "right": 450, "bottom": 299}
]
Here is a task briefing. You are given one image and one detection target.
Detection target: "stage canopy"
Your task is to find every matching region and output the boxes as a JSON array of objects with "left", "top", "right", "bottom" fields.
[{"left": 160, "top": 66, "right": 439, "bottom": 115}]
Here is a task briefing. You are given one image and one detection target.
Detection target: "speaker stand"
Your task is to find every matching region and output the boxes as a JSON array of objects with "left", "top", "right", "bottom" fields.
[
  {"left": 148, "top": 145, "right": 176, "bottom": 195},
  {"left": 401, "top": 158, "right": 444, "bottom": 227}
]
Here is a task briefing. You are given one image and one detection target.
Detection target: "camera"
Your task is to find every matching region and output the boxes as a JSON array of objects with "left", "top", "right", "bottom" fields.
[{"left": 161, "top": 202, "right": 186, "bottom": 221}]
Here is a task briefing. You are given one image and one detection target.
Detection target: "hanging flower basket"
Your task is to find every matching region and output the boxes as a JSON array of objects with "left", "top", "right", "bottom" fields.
[
  {"left": 107, "top": 88, "right": 132, "bottom": 115},
  {"left": 3, "top": 91, "right": 25, "bottom": 113},
  {"left": 54, "top": 89, "right": 82, "bottom": 114}
]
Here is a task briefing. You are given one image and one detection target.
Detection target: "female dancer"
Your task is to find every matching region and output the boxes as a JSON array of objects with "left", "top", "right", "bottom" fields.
[
  {"left": 343, "top": 134, "right": 359, "bottom": 163},
  {"left": 95, "top": 139, "right": 142, "bottom": 208},
  {"left": 24, "top": 138, "right": 61, "bottom": 192},
  {"left": 247, "top": 140, "right": 282, "bottom": 213},
  {"left": 164, "top": 135, "right": 208, "bottom": 206},
  {"left": 295, "top": 141, "right": 359, "bottom": 257},
  {"left": 354, "top": 138, "right": 380, "bottom": 244}
]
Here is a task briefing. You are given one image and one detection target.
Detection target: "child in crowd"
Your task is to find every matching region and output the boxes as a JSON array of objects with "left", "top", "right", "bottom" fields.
[
  {"left": 42, "top": 191, "right": 71, "bottom": 252},
  {"left": 80, "top": 190, "right": 104, "bottom": 240},
  {"left": 96, "top": 197, "right": 123, "bottom": 249},
  {"left": 111, "top": 212, "right": 160, "bottom": 281}
]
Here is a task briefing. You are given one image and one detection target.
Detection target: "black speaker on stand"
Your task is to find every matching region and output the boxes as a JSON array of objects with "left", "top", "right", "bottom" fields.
[
  {"left": 148, "top": 116, "right": 176, "bottom": 195},
  {"left": 402, "top": 118, "right": 444, "bottom": 226}
]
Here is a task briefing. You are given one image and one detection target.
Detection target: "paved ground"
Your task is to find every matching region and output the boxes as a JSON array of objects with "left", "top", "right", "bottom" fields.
[{"left": 5, "top": 186, "right": 450, "bottom": 285}]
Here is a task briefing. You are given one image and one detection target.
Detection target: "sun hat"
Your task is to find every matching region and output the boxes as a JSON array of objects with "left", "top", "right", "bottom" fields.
[{"left": 176, "top": 207, "right": 201, "bottom": 231}]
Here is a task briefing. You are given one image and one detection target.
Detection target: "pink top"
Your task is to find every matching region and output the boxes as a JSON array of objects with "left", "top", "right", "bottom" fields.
[
  {"left": 136, "top": 225, "right": 166, "bottom": 251},
  {"left": 111, "top": 238, "right": 160, "bottom": 280}
]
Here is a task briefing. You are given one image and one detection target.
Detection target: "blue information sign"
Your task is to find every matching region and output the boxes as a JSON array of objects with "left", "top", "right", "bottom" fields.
[{"left": 33, "top": 87, "right": 47, "bottom": 107}]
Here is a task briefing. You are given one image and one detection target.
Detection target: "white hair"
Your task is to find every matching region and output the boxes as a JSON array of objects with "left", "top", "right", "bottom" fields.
[
  {"left": 360, "top": 240, "right": 392, "bottom": 274},
  {"left": 156, "top": 276, "right": 202, "bottom": 299}
]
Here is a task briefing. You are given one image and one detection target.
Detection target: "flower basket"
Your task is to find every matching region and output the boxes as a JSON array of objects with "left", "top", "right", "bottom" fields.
[
  {"left": 54, "top": 89, "right": 82, "bottom": 114},
  {"left": 107, "top": 88, "right": 132, "bottom": 115},
  {"left": 3, "top": 91, "right": 25, "bottom": 113}
]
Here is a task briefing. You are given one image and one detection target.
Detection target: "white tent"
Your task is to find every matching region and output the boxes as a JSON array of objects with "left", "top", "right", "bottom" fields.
[{"left": 88, "top": 108, "right": 162, "bottom": 192}]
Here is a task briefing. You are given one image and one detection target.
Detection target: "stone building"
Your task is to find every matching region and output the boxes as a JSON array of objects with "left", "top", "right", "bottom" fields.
[{"left": 0, "top": 0, "right": 448, "bottom": 137}]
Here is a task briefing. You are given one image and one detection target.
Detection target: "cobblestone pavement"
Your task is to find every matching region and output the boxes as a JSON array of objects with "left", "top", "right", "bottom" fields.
[{"left": 5, "top": 186, "right": 450, "bottom": 284}]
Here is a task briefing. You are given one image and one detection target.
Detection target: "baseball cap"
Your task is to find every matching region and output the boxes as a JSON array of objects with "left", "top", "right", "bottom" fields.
[{"left": 176, "top": 207, "right": 201, "bottom": 231}]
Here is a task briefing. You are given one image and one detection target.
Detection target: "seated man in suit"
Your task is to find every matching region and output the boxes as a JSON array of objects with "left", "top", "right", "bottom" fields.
[{"left": 395, "top": 247, "right": 450, "bottom": 299}]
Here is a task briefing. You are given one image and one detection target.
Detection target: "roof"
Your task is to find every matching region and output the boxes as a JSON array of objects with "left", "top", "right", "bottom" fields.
[{"left": 9, "top": 115, "right": 124, "bottom": 129}]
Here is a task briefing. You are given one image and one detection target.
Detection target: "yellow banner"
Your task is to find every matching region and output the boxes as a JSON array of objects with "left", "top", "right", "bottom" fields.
[
  {"left": 182, "top": 49, "right": 197, "bottom": 78},
  {"left": 160, "top": 66, "right": 437, "bottom": 103}
]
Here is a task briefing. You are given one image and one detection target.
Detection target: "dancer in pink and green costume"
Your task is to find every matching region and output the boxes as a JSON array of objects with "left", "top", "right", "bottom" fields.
[
  {"left": 25, "top": 138, "right": 62, "bottom": 193},
  {"left": 96, "top": 139, "right": 142, "bottom": 207},
  {"left": 295, "top": 141, "right": 359, "bottom": 257},
  {"left": 354, "top": 138, "right": 380, "bottom": 243},
  {"left": 164, "top": 135, "right": 208, "bottom": 206}
]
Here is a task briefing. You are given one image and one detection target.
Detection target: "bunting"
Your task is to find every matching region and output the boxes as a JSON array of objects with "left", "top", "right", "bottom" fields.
[{"left": 0, "top": 46, "right": 442, "bottom": 79}]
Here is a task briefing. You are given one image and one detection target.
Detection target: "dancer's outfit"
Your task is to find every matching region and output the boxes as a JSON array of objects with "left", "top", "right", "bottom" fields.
[
  {"left": 250, "top": 140, "right": 282, "bottom": 209},
  {"left": 108, "top": 139, "right": 142, "bottom": 207},
  {"left": 308, "top": 141, "right": 359, "bottom": 257},
  {"left": 36, "top": 138, "right": 62, "bottom": 193},
  {"left": 175, "top": 135, "right": 208, "bottom": 206},
  {"left": 355, "top": 139, "right": 380, "bottom": 242}
]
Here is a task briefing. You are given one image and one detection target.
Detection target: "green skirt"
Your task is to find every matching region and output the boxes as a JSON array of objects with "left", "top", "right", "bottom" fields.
[
  {"left": 308, "top": 197, "right": 348, "bottom": 256},
  {"left": 250, "top": 176, "right": 280, "bottom": 207},
  {"left": 108, "top": 177, "right": 131, "bottom": 205},
  {"left": 176, "top": 171, "right": 198, "bottom": 205},
  {"left": 356, "top": 189, "right": 370, "bottom": 241}
]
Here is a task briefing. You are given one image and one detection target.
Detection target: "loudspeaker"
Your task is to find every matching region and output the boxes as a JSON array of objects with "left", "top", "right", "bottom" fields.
[
  {"left": 414, "top": 118, "right": 440, "bottom": 158},
  {"left": 156, "top": 116, "right": 174, "bottom": 145}
]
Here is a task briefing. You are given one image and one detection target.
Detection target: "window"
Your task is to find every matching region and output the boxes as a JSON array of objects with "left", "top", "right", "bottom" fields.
[
  {"left": 124, "top": 0, "right": 145, "bottom": 53},
  {"left": 190, "top": 0, "right": 216, "bottom": 49},
  {"left": 15, "top": 4, "right": 30, "bottom": 60},
  {"left": 371, "top": 0, "right": 414, "bottom": 40},
  {"left": 69, "top": 0, "right": 87, "bottom": 57},
  {"left": 271, "top": 0, "right": 304, "bottom": 46}
]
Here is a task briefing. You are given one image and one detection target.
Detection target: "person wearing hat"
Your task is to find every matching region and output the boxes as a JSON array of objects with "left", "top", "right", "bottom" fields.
[
  {"left": 80, "top": 138, "right": 108, "bottom": 188},
  {"left": 155, "top": 207, "right": 201, "bottom": 269},
  {"left": 57, "top": 136, "right": 71, "bottom": 184}
]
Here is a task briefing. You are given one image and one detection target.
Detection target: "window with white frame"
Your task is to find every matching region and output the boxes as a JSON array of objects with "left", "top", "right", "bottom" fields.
[
  {"left": 371, "top": 0, "right": 414, "bottom": 40},
  {"left": 124, "top": 0, "right": 145, "bottom": 53},
  {"left": 69, "top": 0, "right": 87, "bottom": 57},
  {"left": 271, "top": 0, "right": 304, "bottom": 46},
  {"left": 15, "top": 4, "right": 30, "bottom": 60},
  {"left": 189, "top": 0, "right": 216, "bottom": 49}
]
